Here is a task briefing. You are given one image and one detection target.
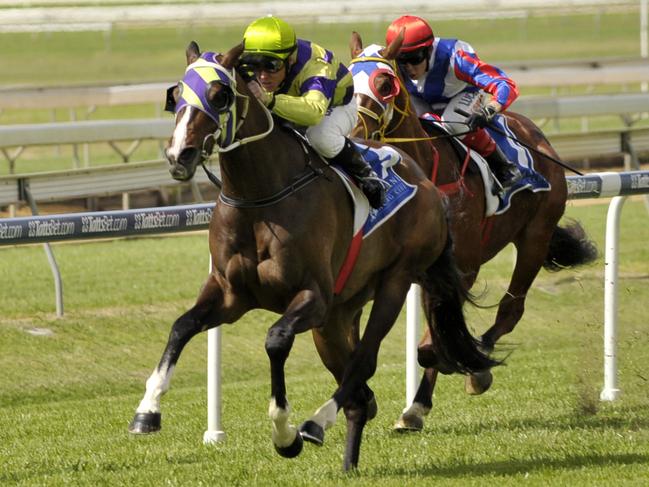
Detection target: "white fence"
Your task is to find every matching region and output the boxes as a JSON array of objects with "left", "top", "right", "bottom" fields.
[
  {"left": 2, "top": 92, "right": 649, "bottom": 178},
  {"left": 3, "top": 61, "right": 649, "bottom": 111}
]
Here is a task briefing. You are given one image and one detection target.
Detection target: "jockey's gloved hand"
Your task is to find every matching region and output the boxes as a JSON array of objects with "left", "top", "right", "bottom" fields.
[
  {"left": 247, "top": 81, "right": 275, "bottom": 108},
  {"left": 466, "top": 100, "right": 501, "bottom": 131}
]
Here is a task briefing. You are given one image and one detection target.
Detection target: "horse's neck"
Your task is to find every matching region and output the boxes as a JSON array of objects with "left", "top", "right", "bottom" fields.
[
  {"left": 219, "top": 115, "right": 302, "bottom": 200},
  {"left": 391, "top": 101, "right": 436, "bottom": 176}
]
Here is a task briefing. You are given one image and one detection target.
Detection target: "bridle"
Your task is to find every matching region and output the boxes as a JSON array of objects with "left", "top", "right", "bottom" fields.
[
  {"left": 349, "top": 55, "right": 411, "bottom": 142},
  {"left": 350, "top": 54, "right": 458, "bottom": 145},
  {"left": 171, "top": 56, "right": 275, "bottom": 160},
  {"left": 170, "top": 54, "right": 325, "bottom": 208}
]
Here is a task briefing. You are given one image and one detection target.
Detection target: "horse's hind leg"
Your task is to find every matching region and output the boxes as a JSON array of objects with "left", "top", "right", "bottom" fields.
[
  {"left": 305, "top": 309, "right": 378, "bottom": 460},
  {"left": 266, "top": 288, "right": 328, "bottom": 458},
  {"left": 305, "top": 276, "right": 412, "bottom": 470},
  {"left": 466, "top": 223, "right": 557, "bottom": 394},
  {"left": 394, "top": 367, "right": 438, "bottom": 432},
  {"left": 129, "top": 274, "right": 234, "bottom": 434}
]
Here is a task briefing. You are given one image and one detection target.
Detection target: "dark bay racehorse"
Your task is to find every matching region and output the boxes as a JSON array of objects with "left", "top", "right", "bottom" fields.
[
  {"left": 128, "top": 41, "right": 497, "bottom": 470},
  {"left": 349, "top": 32, "right": 597, "bottom": 431}
]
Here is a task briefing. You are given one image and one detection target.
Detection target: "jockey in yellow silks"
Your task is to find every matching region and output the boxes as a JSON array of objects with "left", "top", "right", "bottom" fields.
[{"left": 240, "top": 15, "right": 386, "bottom": 209}]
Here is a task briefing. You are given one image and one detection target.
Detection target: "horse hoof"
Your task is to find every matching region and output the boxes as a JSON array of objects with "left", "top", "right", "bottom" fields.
[
  {"left": 299, "top": 420, "right": 324, "bottom": 446},
  {"left": 128, "top": 412, "right": 161, "bottom": 434},
  {"left": 465, "top": 370, "right": 493, "bottom": 395},
  {"left": 393, "top": 414, "right": 424, "bottom": 432},
  {"left": 274, "top": 431, "right": 304, "bottom": 458}
]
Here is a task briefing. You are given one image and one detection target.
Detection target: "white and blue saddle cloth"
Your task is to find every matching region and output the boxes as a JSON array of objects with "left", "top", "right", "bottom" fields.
[
  {"left": 332, "top": 142, "right": 417, "bottom": 238},
  {"left": 486, "top": 115, "right": 550, "bottom": 214}
]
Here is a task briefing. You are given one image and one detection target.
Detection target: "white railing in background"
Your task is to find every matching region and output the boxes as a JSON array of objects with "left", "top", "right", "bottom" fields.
[
  {"left": 2, "top": 95, "right": 649, "bottom": 175},
  {"left": 3, "top": 64, "right": 649, "bottom": 111}
]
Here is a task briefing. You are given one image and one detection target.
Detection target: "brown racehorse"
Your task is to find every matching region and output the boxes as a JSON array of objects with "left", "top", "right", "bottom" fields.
[
  {"left": 127, "top": 41, "right": 497, "bottom": 471},
  {"left": 349, "top": 32, "right": 597, "bottom": 431}
]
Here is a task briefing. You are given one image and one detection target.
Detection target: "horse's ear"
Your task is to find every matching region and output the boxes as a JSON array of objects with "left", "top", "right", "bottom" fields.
[
  {"left": 380, "top": 27, "right": 404, "bottom": 60},
  {"left": 186, "top": 41, "right": 201, "bottom": 66},
  {"left": 350, "top": 31, "right": 363, "bottom": 59},
  {"left": 222, "top": 42, "right": 245, "bottom": 69}
]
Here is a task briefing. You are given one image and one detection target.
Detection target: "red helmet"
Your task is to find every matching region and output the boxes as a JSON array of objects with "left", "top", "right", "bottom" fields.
[{"left": 386, "top": 15, "right": 434, "bottom": 52}]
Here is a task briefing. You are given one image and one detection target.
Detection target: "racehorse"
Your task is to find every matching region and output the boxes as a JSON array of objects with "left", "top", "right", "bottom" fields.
[
  {"left": 127, "top": 40, "right": 497, "bottom": 471},
  {"left": 349, "top": 31, "right": 597, "bottom": 431}
]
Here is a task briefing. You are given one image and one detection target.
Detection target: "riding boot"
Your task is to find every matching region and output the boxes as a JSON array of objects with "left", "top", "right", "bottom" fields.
[
  {"left": 485, "top": 145, "right": 522, "bottom": 195},
  {"left": 331, "top": 138, "right": 386, "bottom": 209}
]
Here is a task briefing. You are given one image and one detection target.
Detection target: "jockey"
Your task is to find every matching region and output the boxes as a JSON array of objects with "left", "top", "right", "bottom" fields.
[
  {"left": 386, "top": 15, "right": 522, "bottom": 192},
  {"left": 240, "top": 15, "right": 385, "bottom": 208}
]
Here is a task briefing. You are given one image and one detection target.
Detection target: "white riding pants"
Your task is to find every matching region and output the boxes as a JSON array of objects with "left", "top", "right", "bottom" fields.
[{"left": 305, "top": 98, "right": 358, "bottom": 158}]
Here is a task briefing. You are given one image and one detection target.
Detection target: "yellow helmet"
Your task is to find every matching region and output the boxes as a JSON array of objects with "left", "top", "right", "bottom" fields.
[{"left": 242, "top": 16, "right": 296, "bottom": 61}]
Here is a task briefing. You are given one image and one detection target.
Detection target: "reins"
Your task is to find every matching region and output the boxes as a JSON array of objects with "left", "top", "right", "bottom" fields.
[
  {"left": 217, "top": 124, "right": 325, "bottom": 208},
  {"left": 194, "top": 61, "right": 325, "bottom": 208},
  {"left": 174, "top": 59, "right": 326, "bottom": 205},
  {"left": 353, "top": 55, "right": 584, "bottom": 176}
]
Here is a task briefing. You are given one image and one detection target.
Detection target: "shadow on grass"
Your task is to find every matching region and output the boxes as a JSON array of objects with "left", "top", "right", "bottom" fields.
[
  {"left": 374, "top": 452, "right": 649, "bottom": 479},
  {"left": 404, "top": 402, "right": 649, "bottom": 436}
]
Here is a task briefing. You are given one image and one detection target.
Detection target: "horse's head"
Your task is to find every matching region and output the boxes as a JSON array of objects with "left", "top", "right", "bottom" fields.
[
  {"left": 349, "top": 31, "right": 407, "bottom": 140},
  {"left": 164, "top": 41, "right": 247, "bottom": 181}
]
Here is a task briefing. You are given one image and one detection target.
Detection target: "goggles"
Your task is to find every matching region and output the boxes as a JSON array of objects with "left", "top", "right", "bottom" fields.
[
  {"left": 240, "top": 55, "right": 285, "bottom": 75},
  {"left": 397, "top": 48, "right": 428, "bottom": 66}
]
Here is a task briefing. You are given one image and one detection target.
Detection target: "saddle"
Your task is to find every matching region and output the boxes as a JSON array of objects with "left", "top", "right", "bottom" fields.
[{"left": 417, "top": 115, "right": 551, "bottom": 216}]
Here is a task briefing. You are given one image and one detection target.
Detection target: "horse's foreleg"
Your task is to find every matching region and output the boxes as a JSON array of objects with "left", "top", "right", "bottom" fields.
[
  {"left": 266, "top": 288, "right": 327, "bottom": 458},
  {"left": 129, "top": 275, "right": 228, "bottom": 434}
]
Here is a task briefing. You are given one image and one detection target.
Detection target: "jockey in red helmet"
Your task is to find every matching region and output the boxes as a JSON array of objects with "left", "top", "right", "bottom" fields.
[{"left": 386, "top": 15, "right": 522, "bottom": 193}]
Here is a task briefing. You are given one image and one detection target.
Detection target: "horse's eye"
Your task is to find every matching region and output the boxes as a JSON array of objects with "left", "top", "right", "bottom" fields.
[
  {"left": 374, "top": 76, "right": 392, "bottom": 98},
  {"left": 206, "top": 81, "right": 233, "bottom": 112}
]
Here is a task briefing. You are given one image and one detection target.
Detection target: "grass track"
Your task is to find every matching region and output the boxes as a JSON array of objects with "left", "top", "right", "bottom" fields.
[
  {"left": 0, "top": 202, "right": 648, "bottom": 485},
  {"left": 0, "top": 8, "right": 648, "bottom": 485}
]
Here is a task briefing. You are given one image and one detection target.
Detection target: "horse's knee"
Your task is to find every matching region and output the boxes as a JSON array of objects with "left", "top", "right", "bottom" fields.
[{"left": 265, "top": 325, "right": 295, "bottom": 362}]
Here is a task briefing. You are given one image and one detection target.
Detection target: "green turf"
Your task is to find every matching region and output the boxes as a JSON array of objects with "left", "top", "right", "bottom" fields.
[
  {"left": 0, "top": 12, "right": 641, "bottom": 88},
  {"left": 0, "top": 201, "right": 648, "bottom": 484}
]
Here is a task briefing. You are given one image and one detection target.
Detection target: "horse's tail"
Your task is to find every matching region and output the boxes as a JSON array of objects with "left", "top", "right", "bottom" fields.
[
  {"left": 544, "top": 219, "right": 598, "bottom": 272},
  {"left": 420, "top": 235, "right": 501, "bottom": 375}
]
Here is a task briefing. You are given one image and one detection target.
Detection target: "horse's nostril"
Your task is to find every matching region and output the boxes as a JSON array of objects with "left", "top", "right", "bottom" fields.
[
  {"left": 178, "top": 147, "right": 199, "bottom": 166},
  {"left": 164, "top": 148, "right": 176, "bottom": 165}
]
